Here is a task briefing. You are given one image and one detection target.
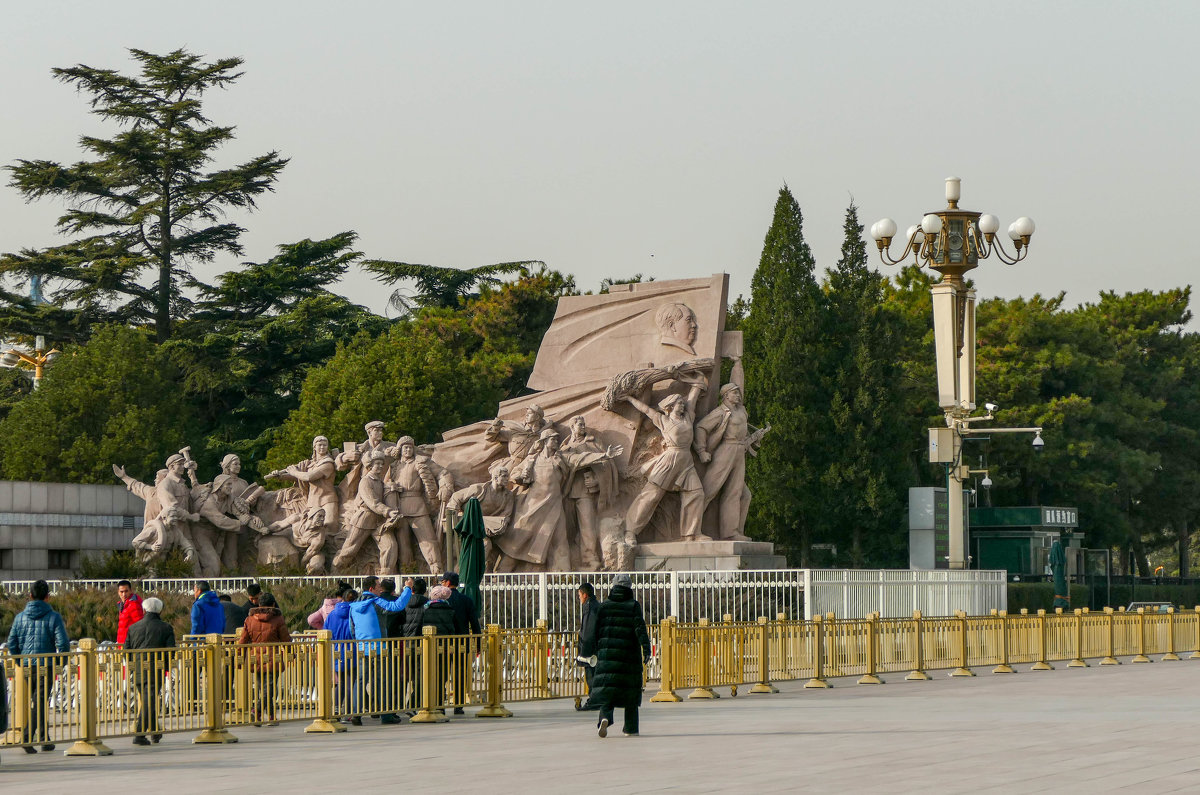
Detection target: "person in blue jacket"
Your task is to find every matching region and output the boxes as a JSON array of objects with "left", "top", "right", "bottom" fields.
[
  {"left": 6, "top": 579, "right": 70, "bottom": 753},
  {"left": 351, "top": 576, "right": 413, "bottom": 724},
  {"left": 324, "top": 590, "right": 360, "bottom": 723},
  {"left": 190, "top": 580, "right": 226, "bottom": 636}
]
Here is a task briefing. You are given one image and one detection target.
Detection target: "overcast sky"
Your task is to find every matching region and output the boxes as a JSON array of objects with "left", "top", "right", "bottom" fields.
[{"left": 3, "top": 1, "right": 1198, "bottom": 319}]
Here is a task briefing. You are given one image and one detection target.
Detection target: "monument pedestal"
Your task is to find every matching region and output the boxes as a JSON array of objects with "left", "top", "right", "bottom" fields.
[{"left": 633, "top": 540, "right": 787, "bottom": 571}]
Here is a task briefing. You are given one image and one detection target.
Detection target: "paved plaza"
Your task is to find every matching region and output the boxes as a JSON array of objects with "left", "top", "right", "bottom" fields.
[{"left": 2, "top": 658, "right": 1198, "bottom": 792}]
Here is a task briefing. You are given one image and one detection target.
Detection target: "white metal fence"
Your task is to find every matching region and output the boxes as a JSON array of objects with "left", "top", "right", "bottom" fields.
[
  {"left": 1, "top": 569, "right": 1005, "bottom": 627},
  {"left": 803, "top": 569, "right": 1007, "bottom": 619}
]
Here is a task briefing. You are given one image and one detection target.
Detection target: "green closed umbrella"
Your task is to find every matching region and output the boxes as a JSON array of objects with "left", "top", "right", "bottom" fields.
[
  {"left": 454, "top": 497, "right": 487, "bottom": 610},
  {"left": 1050, "top": 538, "right": 1070, "bottom": 610}
]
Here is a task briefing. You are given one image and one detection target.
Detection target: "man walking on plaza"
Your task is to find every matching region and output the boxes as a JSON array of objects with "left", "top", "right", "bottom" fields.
[
  {"left": 116, "top": 579, "right": 144, "bottom": 645},
  {"left": 575, "top": 581, "right": 599, "bottom": 709},
  {"left": 190, "top": 580, "right": 226, "bottom": 635},
  {"left": 583, "top": 574, "right": 651, "bottom": 738},
  {"left": 6, "top": 579, "right": 70, "bottom": 753},
  {"left": 124, "top": 596, "right": 176, "bottom": 745}
]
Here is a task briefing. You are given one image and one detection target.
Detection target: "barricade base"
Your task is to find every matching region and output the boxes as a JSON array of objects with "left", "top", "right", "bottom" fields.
[
  {"left": 857, "top": 674, "right": 884, "bottom": 685},
  {"left": 304, "top": 719, "right": 347, "bottom": 734},
  {"left": 950, "top": 667, "right": 976, "bottom": 677},
  {"left": 688, "top": 687, "right": 719, "bottom": 699},
  {"left": 1030, "top": 661, "right": 1054, "bottom": 670},
  {"left": 409, "top": 709, "right": 449, "bottom": 724},
  {"left": 803, "top": 677, "right": 831, "bottom": 689},
  {"left": 905, "top": 670, "right": 931, "bottom": 680},
  {"left": 1130, "top": 655, "right": 1151, "bottom": 664},
  {"left": 1100, "top": 656, "right": 1120, "bottom": 665},
  {"left": 476, "top": 705, "right": 514, "bottom": 718},
  {"left": 650, "top": 689, "right": 682, "bottom": 702},
  {"left": 992, "top": 664, "right": 1016, "bottom": 674},
  {"left": 64, "top": 740, "right": 113, "bottom": 756},
  {"left": 1067, "top": 659, "right": 1089, "bottom": 668},
  {"left": 193, "top": 729, "right": 238, "bottom": 743},
  {"left": 1161, "top": 652, "right": 1181, "bottom": 661},
  {"left": 749, "top": 682, "right": 779, "bottom": 694}
]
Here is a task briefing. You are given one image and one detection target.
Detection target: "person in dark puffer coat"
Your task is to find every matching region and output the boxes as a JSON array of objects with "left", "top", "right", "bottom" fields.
[{"left": 583, "top": 574, "right": 650, "bottom": 738}]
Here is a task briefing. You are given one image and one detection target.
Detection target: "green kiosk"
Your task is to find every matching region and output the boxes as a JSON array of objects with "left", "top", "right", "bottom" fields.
[{"left": 968, "top": 506, "right": 1083, "bottom": 577}]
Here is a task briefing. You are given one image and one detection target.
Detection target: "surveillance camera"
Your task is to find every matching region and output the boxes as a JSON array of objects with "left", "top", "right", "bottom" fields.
[
  {"left": 981, "top": 475, "right": 992, "bottom": 489},
  {"left": 985, "top": 402, "right": 998, "bottom": 413},
  {"left": 1032, "top": 432, "right": 1045, "bottom": 453}
]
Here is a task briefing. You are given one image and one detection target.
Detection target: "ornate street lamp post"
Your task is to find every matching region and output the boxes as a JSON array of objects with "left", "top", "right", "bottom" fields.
[
  {"left": 871, "top": 178, "right": 1040, "bottom": 569},
  {"left": 1, "top": 335, "right": 59, "bottom": 388}
]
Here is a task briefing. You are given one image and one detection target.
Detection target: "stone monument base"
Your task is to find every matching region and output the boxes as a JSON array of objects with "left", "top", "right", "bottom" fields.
[{"left": 633, "top": 540, "right": 787, "bottom": 571}]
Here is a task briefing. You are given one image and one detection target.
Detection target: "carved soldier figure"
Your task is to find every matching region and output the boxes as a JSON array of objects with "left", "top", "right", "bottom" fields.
[
  {"left": 501, "top": 428, "right": 622, "bottom": 571},
  {"left": 617, "top": 373, "right": 711, "bottom": 544},
  {"left": 333, "top": 452, "right": 398, "bottom": 571},
  {"left": 192, "top": 474, "right": 262, "bottom": 576},
  {"left": 157, "top": 452, "right": 205, "bottom": 561},
  {"left": 448, "top": 462, "right": 517, "bottom": 571},
  {"left": 561, "top": 415, "right": 620, "bottom": 570},
  {"left": 384, "top": 436, "right": 453, "bottom": 574},
  {"left": 260, "top": 501, "right": 328, "bottom": 575},
  {"left": 267, "top": 435, "right": 340, "bottom": 540},
  {"left": 485, "top": 404, "right": 552, "bottom": 475},
  {"left": 335, "top": 420, "right": 390, "bottom": 503},
  {"left": 214, "top": 454, "right": 252, "bottom": 569},
  {"left": 115, "top": 465, "right": 198, "bottom": 572},
  {"left": 694, "top": 379, "right": 767, "bottom": 541}
]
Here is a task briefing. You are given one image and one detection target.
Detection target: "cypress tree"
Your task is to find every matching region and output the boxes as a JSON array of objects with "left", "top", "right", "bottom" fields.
[
  {"left": 742, "top": 186, "right": 825, "bottom": 565},
  {"left": 821, "top": 203, "right": 909, "bottom": 566}
]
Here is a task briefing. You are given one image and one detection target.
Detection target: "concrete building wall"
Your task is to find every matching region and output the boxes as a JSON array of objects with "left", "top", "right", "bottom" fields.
[{"left": 0, "top": 481, "right": 144, "bottom": 580}]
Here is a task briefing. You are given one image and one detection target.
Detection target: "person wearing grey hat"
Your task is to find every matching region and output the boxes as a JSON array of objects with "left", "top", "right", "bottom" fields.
[
  {"left": 125, "top": 595, "right": 176, "bottom": 745},
  {"left": 582, "top": 575, "right": 651, "bottom": 738}
]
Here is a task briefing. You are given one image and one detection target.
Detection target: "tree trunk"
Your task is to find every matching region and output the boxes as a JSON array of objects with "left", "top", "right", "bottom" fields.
[
  {"left": 1131, "top": 535, "right": 1151, "bottom": 577},
  {"left": 1178, "top": 520, "right": 1190, "bottom": 579}
]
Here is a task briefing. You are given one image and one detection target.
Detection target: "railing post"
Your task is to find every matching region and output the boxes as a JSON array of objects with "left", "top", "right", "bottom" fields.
[
  {"left": 1192, "top": 606, "right": 1200, "bottom": 660},
  {"left": 950, "top": 610, "right": 976, "bottom": 677},
  {"left": 305, "top": 629, "right": 346, "bottom": 733},
  {"left": 534, "top": 619, "right": 551, "bottom": 698},
  {"left": 651, "top": 618, "right": 682, "bottom": 702},
  {"left": 750, "top": 616, "right": 779, "bottom": 694},
  {"left": 1031, "top": 609, "right": 1054, "bottom": 670},
  {"left": 804, "top": 615, "right": 831, "bottom": 688},
  {"left": 64, "top": 638, "right": 113, "bottom": 756},
  {"left": 1068, "top": 608, "right": 1089, "bottom": 667},
  {"left": 858, "top": 612, "right": 883, "bottom": 685},
  {"left": 477, "top": 624, "right": 513, "bottom": 718},
  {"left": 410, "top": 627, "right": 449, "bottom": 723},
  {"left": 992, "top": 609, "right": 1015, "bottom": 674},
  {"left": 194, "top": 634, "right": 237, "bottom": 743},
  {"left": 1101, "top": 607, "right": 1120, "bottom": 665},
  {"left": 537, "top": 572, "right": 549, "bottom": 624},
  {"left": 688, "top": 618, "right": 719, "bottom": 699},
  {"left": 905, "top": 610, "right": 930, "bottom": 681},
  {"left": 1162, "top": 608, "right": 1181, "bottom": 661},
  {"left": 1131, "top": 607, "right": 1151, "bottom": 663}
]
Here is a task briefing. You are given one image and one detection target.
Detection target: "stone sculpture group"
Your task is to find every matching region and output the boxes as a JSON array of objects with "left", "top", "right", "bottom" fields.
[{"left": 115, "top": 275, "right": 767, "bottom": 576}]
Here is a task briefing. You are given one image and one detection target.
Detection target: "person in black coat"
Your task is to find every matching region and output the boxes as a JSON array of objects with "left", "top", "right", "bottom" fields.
[
  {"left": 440, "top": 571, "right": 482, "bottom": 634},
  {"left": 402, "top": 578, "right": 430, "bottom": 637},
  {"left": 219, "top": 593, "right": 249, "bottom": 634},
  {"left": 124, "top": 597, "right": 177, "bottom": 745},
  {"left": 583, "top": 574, "right": 650, "bottom": 737},
  {"left": 576, "top": 582, "right": 599, "bottom": 709}
]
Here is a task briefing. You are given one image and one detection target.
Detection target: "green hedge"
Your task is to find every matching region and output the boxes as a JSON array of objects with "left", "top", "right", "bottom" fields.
[
  {"left": 1006, "top": 583, "right": 1090, "bottom": 612},
  {"left": 1, "top": 580, "right": 334, "bottom": 644}
]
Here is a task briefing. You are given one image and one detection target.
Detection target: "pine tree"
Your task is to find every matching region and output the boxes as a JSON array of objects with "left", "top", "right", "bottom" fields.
[
  {"left": 0, "top": 49, "right": 288, "bottom": 342},
  {"left": 742, "top": 186, "right": 825, "bottom": 565},
  {"left": 820, "top": 204, "right": 909, "bottom": 566}
]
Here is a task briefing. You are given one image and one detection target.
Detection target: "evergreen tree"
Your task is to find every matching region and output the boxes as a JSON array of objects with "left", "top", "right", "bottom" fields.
[
  {"left": 167, "top": 232, "right": 387, "bottom": 470},
  {"left": 0, "top": 48, "right": 288, "bottom": 342},
  {"left": 0, "top": 326, "right": 196, "bottom": 482},
  {"left": 820, "top": 204, "right": 910, "bottom": 566},
  {"left": 742, "top": 186, "right": 825, "bottom": 565}
]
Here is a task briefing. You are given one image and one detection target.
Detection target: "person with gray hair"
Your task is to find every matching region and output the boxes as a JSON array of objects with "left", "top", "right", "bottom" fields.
[{"left": 124, "top": 596, "right": 176, "bottom": 746}]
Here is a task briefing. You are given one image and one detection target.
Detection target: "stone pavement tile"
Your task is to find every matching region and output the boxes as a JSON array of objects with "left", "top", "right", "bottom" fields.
[{"left": 2, "top": 659, "right": 1199, "bottom": 793}]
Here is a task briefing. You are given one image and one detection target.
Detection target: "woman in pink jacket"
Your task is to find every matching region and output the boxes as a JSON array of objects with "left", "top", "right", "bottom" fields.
[{"left": 307, "top": 582, "right": 351, "bottom": 629}]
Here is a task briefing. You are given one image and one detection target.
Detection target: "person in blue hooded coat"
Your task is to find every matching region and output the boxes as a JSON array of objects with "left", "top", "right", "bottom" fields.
[
  {"left": 190, "top": 581, "right": 225, "bottom": 635},
  {"left": 350, "top": 576, "right": 413, "bottom": 724},
  {"left": 6, "top": 579, "right": 70, "bottom": 752}
]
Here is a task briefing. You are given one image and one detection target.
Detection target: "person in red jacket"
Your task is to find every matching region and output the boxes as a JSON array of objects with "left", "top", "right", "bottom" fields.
[{"left": 117, "top": 580, "right": 144, "bottom": 645}]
